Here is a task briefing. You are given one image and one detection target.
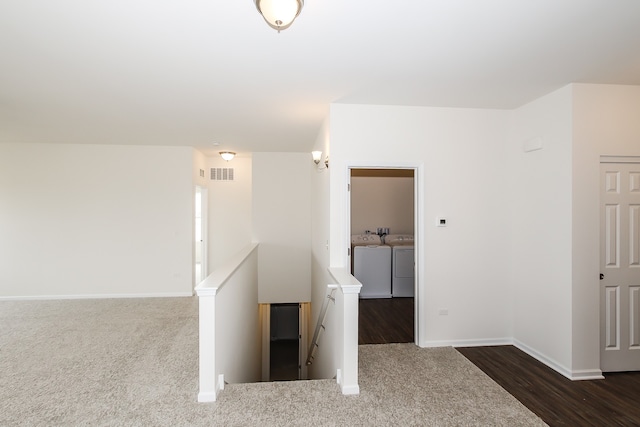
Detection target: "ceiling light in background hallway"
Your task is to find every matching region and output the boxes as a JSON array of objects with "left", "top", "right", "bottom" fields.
[
  {"left": 254, "top": 0, "right": 304, "bottom": 32},
  {"left": 219, "top": 151, "right": 236, "bottom": 161}
]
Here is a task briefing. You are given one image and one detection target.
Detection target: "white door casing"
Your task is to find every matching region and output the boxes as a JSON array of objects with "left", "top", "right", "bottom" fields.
[
  {"left": 194, "top": 186, "right": 207, "bottom": 289},
  {"left": 347, "top": 166, "right": 420, "bottom": 345},
  {"left": 600, "top": 160, "right": 640, "bottom": 372}
]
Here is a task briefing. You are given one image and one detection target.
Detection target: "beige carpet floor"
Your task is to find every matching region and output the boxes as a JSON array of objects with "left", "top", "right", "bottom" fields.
[{"left": 0, "top": 297, "right": 546, "bottom": 426}]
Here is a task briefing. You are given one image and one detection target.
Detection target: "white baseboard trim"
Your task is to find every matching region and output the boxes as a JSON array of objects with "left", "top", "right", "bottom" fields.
[
  {"left": 513, "top": 339, "right": 603, "bottom": 381},
  {"left": 420, "top": 338, "right": 512, "bottom": 348},
  {"left": 341, "top": 384, "right": 360, "bottom": 395},
  {"left": 197, "top": 391, "right": 217, "bottom": 403},
  {"left": 512, "top": 339, "right": 572, "bottom": 379},
  {"left": 420, "top": 337, "right": 604, "bottom": 381},
  {"left": 197, "top": 375, "right": 224, "bottom": 403},
  {"left": 0, "top": 292, "right": 194, "bottom": 301},
  {"left": 570, "top": 369, "right": 604, "bottom": 381}
]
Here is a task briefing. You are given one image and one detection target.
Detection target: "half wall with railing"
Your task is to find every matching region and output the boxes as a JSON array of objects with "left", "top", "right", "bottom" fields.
[
  {"left": 195, "top": 243, "right": 261, "bottom": 402},
  {"left": 307, "top": 268, "right": 362, "bottom": 395}
]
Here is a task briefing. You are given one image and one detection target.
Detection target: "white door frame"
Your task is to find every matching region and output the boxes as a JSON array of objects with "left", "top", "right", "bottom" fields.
[
  {"left": 599, "top": 156, "right": 640, "bottom": 372},
  {"left": 194, "top": 185, "right": 208, "bottom": 292},
  {"left": 345, "top": 162, "right": 425, "bottom": 346}
]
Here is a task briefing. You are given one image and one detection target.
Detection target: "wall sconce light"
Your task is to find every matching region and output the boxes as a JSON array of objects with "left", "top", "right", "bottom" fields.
[
  {"left": 311, "top": 151, "right": 322, "bottom": 165},
  {"left": 219, "top": 151, "right": 236, "bottom": 161},
  {"left": 254, "top": 0, "right": 304, "bottom": 33},
  {"left": 311, "top": 151, "right": 328, "bottom": 169}
]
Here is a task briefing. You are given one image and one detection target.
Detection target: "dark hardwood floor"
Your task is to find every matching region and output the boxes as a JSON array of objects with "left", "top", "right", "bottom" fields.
[
  {"left": 458, "top": 345, "right": 640, "bottom": 426},
  {"left": 358, "top": 297, "right": 414, "bottom": 344}
]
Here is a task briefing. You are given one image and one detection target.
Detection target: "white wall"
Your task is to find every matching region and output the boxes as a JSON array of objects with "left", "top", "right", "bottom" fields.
[
  {"left": 329, "top": 104, "right": 512, "bottom": 346},
  {"left": 0, "top": 143, "right": 194, "bottom": 298},
  {"left": 350, "top": 176, "right": 414, "bottom": 235},
  {"left": 309, "top": 118, "right": 338, "bottom": 380},
  {"left": 214, "top": 246, "right": 261, "bottom": 385},
  {"left": 507, "top": 86, "right": 574, "bottom": 373},
  {"left": 206, "top": 155, "right": 253, "bottom": 272},
  {"left": 571, "top": 84, "right": 640, "bottom": 375},
  {"left": 252, "top": 152, "right": 311, "bottom": 304}
]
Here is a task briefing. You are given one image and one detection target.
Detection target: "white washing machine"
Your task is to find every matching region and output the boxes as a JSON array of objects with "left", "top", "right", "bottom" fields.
[
  {"left": 351, "top": 234, "right": 391, "bottom": 299},
  {"left": 385, "top": 234, "right": 415, "bottom": 297}
]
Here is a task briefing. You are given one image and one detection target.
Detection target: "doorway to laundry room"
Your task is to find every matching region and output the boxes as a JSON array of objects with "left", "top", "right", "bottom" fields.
[{"left": 349, "top": 168, "right": 416, "bottom": 345}]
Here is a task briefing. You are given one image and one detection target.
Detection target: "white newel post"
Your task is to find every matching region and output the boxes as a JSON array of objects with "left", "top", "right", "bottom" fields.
[
  {"left": 340, "top": 283, "right": 361, "bottom": 395},
  {"left": 197, "top": 289, "right": 217, "bottom": 402}
]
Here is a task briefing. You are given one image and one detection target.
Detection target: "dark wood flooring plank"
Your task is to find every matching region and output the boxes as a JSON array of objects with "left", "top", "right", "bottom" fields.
[
  {"left": 358, "top": 297, "right": 414, "bottom": 345},
  {"left": 457, "top": 345, "right": 640, "bottom": 427}
]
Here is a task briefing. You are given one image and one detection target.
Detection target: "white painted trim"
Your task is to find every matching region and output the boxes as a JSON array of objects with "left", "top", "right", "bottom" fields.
[
  {"left": 414, "top": 163, "right": 425, "bottom": 347},
  {"left": 600, "top": 155, "right": 640, "bottom": 164},
  {"left": 423, "top": 338, "right": 512, "bottom": 348},
  {"left": 328, "top": 268, "right": 360, "bottom": 286},
  {"left": 339, "top": 284, "right": 362, "bottom": 294},
  {"left": 194, "top": 185, "right": 209, "bottom": 292},
  {"left": 431, "top": 338, "right": 604, "bottom": 381},
  {"left": 195, "top": 243, "right": 258, "bottom": 296},
  {"left": 570, "top": 369, "right": 604, "bottom": 381},
  {"left": 0, "top": 292, "right": 193, "bottom": 301},
  {"left": 197, "top": 391, "right": 217, "bottom": 403},
  {"left": 341, "top": 384, "right": 360, "bottom": 395},
  {"left": 513, "top": 340, "right": 571, "bottom": 379},
  {"left": 516, "top": 343, "right": 603, "bottom": 380},
  {"left": 343, "top": 162, "right": 425, "bottom": 347}
]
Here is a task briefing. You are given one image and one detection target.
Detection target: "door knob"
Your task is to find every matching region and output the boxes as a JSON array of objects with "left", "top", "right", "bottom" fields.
[{"left": 600, "top": 273, "right": 604, "bottom": 280}]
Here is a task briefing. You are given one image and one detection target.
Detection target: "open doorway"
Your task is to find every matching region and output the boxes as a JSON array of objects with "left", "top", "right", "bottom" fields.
[
  {"left": 349, "top": 168, "right": 416, "bottom": 344},
  {"left": 262, "top": 302, "right": 310, "bottom": 381},
  {"left": 269, "top": 303, "right": 299, "bottom": 380}
]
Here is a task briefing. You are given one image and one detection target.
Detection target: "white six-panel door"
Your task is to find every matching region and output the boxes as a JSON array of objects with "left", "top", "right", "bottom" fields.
[{"left": 600, "top": 161, "right": 640, "bottom": 372}]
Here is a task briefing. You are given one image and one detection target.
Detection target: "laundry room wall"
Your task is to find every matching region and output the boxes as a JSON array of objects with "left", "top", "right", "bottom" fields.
[
  {"left": 329, "top": 103, "right": 512, "bottom": 347},
  {"left": 350, "top": 172, "right": 414, "bottom": 235}
]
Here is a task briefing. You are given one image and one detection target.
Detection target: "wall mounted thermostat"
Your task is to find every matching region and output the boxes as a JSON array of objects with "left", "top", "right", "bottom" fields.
[{"left": 436, "top": 217, "right": 447, "bottom": 227}]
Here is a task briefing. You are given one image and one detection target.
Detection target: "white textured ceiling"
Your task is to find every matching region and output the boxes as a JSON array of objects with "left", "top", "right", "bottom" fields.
[{"left": 1, "top": 0, "right": 640, "bottom": 156}]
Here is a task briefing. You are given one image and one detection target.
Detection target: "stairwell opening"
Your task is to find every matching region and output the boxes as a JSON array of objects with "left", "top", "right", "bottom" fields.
[
  {"left": 261, "top": 302, "right": 310, "bottom": 382},
  {"left": 269, "top": 303, "right": 299, "bottom": 381}
]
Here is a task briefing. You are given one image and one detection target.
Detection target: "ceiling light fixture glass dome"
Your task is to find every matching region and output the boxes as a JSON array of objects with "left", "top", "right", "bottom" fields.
[
  {"left": 254, "top": 0, "right": 304, "bottom": 32},
  {"left": 219, "top": 151, "right": 236, "bottom": 161}
]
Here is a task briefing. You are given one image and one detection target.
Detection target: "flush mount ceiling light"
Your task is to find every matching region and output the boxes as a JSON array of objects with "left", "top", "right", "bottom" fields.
[
  {"left": 254, "top": 0, "right": 304, "bottom": 32},
  {"left": 219, "top": 151, "right": 236, "bottom": 161}
]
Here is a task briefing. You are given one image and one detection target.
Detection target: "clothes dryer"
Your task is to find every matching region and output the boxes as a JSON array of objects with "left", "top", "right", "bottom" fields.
[
  {"left": 385, "top": 234, "right": 415, "bottom": 297},
  {"left": 351, "top": 234, "right": 391, "bottom": 299}
]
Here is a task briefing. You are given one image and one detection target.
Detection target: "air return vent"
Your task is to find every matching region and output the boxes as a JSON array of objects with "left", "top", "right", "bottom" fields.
[{"left": 210, "top": 167, "right": 235, "bottom": 181}]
